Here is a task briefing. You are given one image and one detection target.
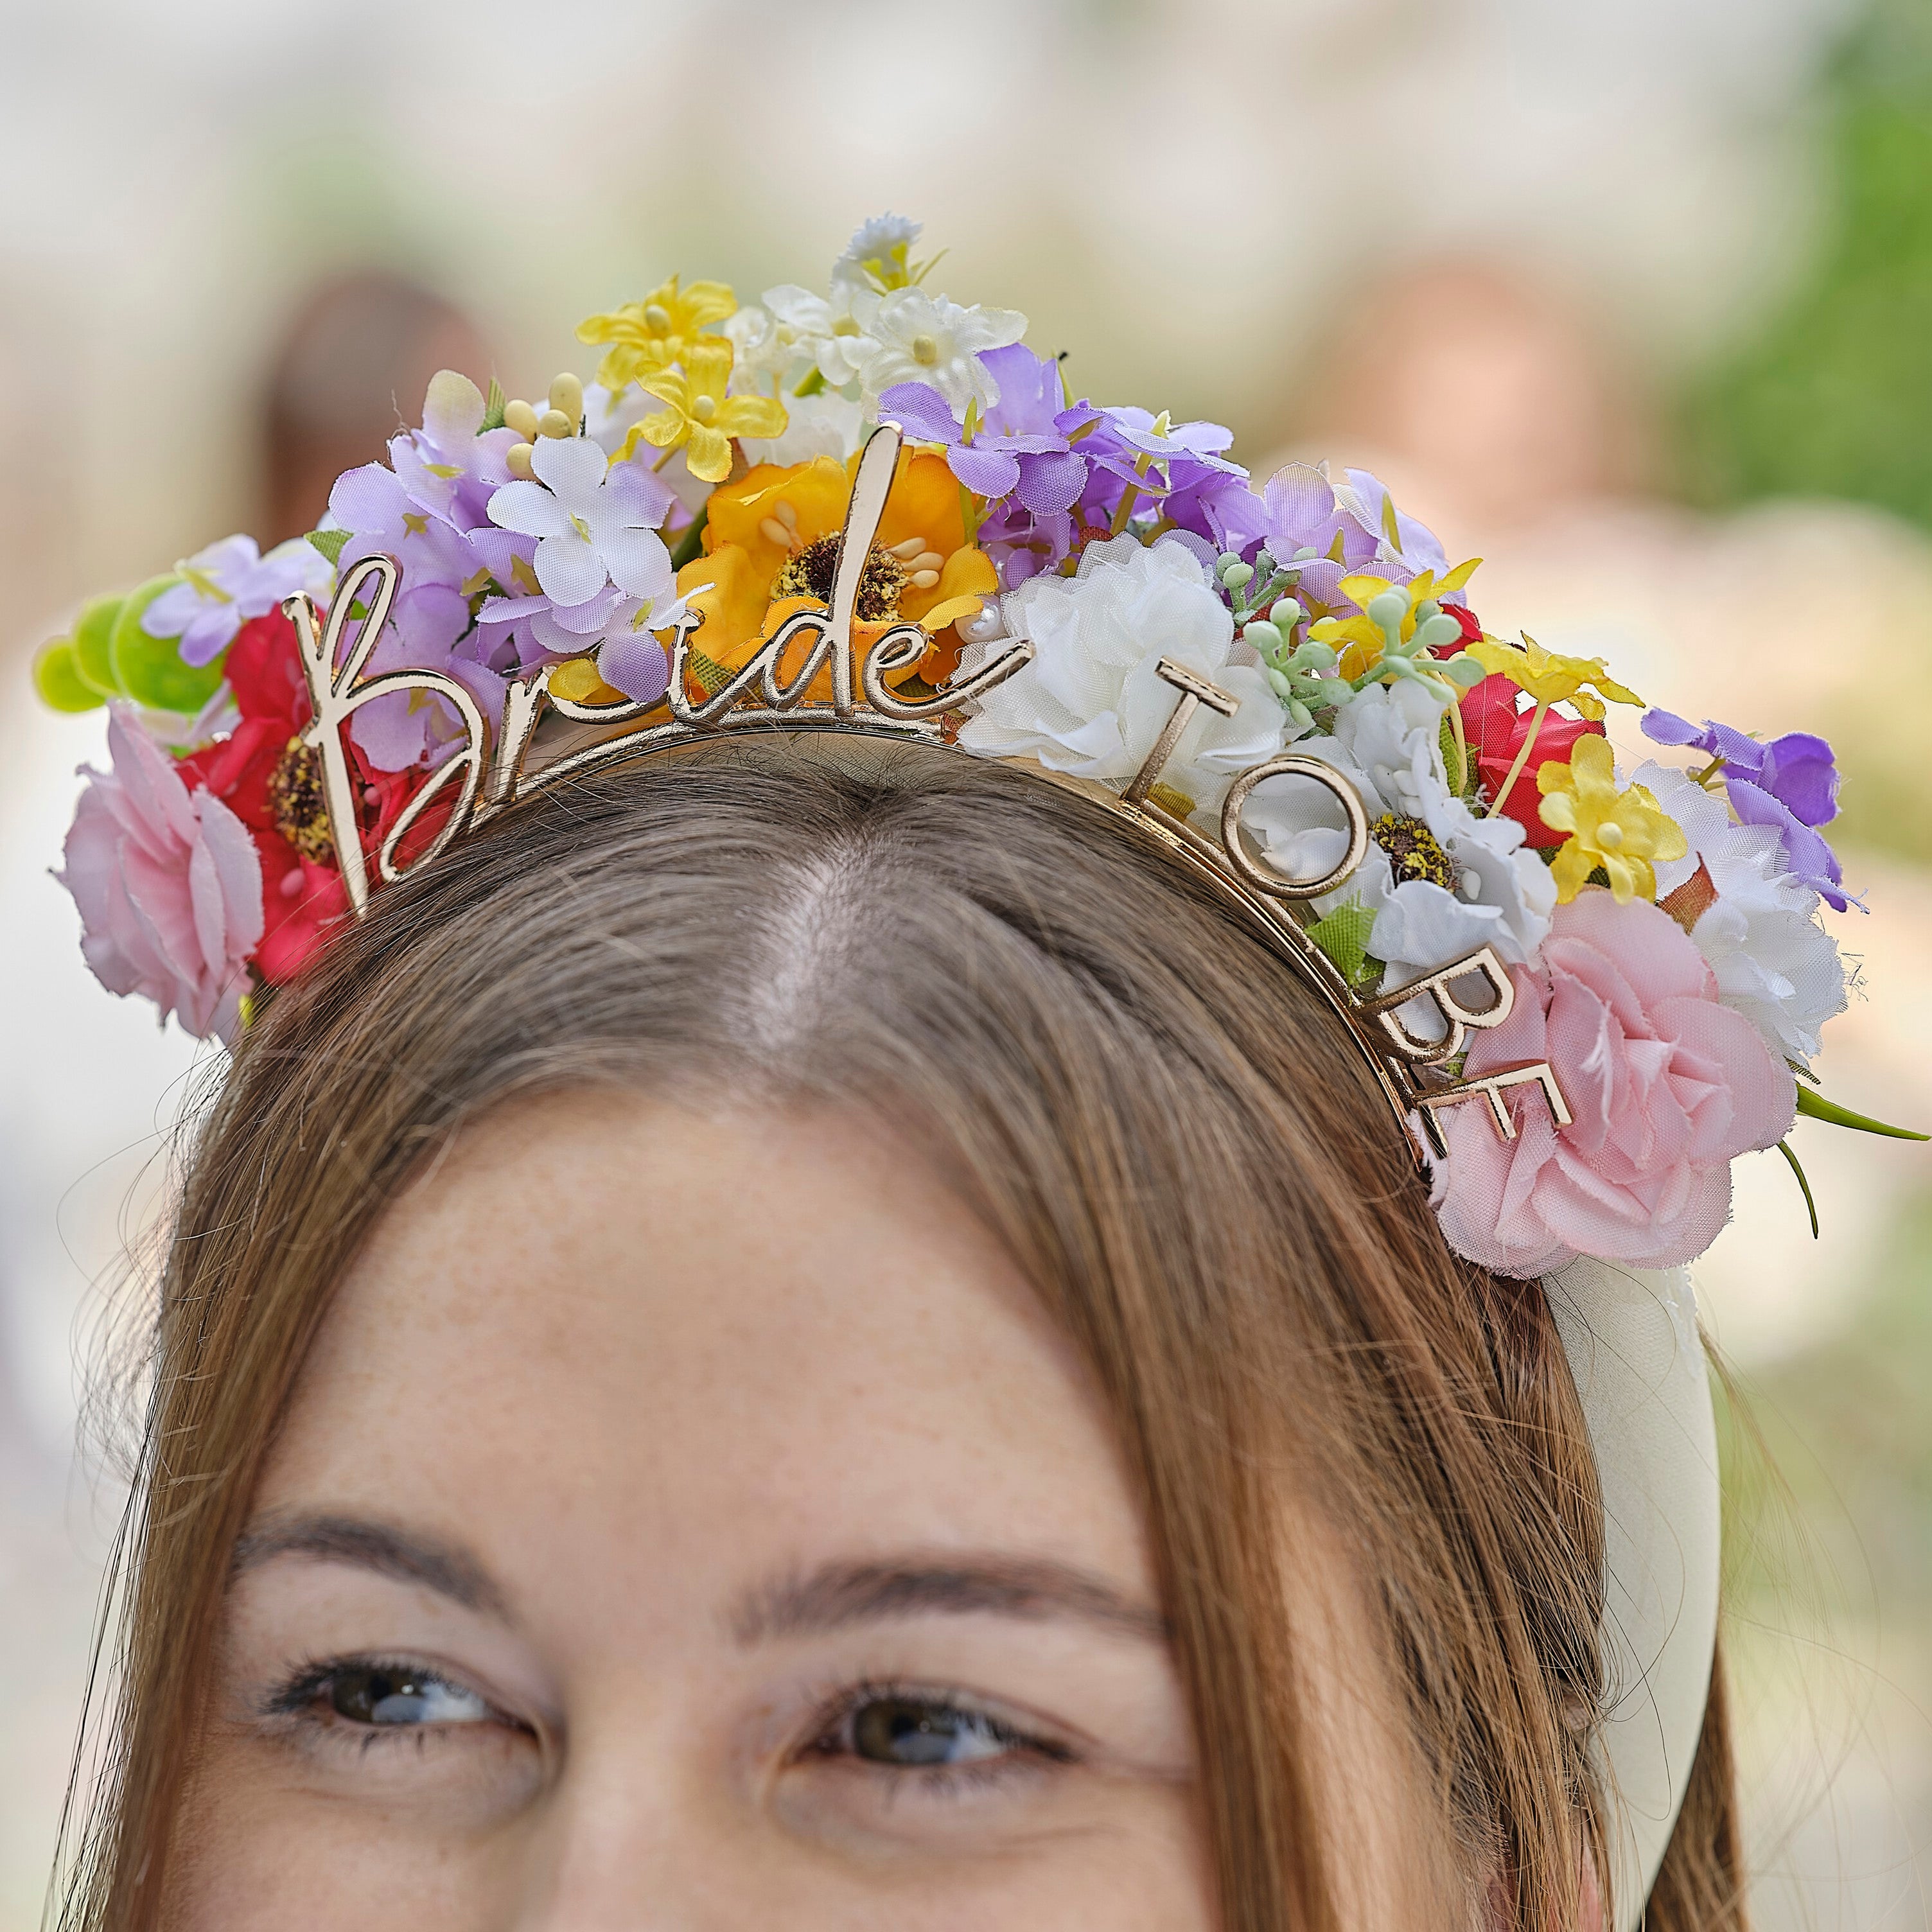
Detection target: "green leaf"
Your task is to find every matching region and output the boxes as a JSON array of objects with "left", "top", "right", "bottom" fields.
[
  {"left": 480, "top": 378, "right": 507, "bottom": 434},
  {"left": 110, "top": 576, "right": 227, "bottom": 716},
  {"left": 1438, "top": 711, "right": 1471, "bottom": 796},
  {"left": 70, "top": 593, "right": 127, "bottom": 696},
  {"left": 306, "top": 527, "right": 349, "bottom": 566},
  {"left": 687, "top": 645, "right": 733, "bottom": 700},
  {"left": 669, "top": 505, "right": 709, "bottom": 573},
  {"left": 1306, "top": 896, "right": 1378, "bottom": 986},
  {"left": 33, "top": 639, "right": 105, "bottom": 712},
  {"left": 1793, "top": 1084, "right": 1930, "bottom": 1140},
  {"left": 1776, "top": 1138, "right": 1821, "bottom": 1239}
]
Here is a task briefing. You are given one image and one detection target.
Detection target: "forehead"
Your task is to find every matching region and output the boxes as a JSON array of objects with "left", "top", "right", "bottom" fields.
[{"left": 258, "top": 1091, "right": 1150, "bottom": 1624}]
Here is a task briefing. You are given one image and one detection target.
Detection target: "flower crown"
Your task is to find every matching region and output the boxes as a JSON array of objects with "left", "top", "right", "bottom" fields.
[{"left": 40, "top": 212, "right": 1922, "bottom": 1281}]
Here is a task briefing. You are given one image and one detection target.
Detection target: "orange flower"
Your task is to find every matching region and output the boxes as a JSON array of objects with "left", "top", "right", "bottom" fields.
[{"left": 676, "top": 448, "right": 996, "bottom": 703}]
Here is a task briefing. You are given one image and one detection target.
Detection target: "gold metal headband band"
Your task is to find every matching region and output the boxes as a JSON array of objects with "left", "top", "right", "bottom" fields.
[{"left": 283, "top": 425, "right": 1570, "bottom": 1162}]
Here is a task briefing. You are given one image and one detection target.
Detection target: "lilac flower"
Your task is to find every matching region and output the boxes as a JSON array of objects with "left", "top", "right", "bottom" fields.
[
  {"left": 1260, "top": 462, "right": 1452, "bottom": 620},
  {"left": 142, "top": 534, "right": 333, "bottom": 668},
  {"left": 1641, "top": 709, "right": 1852, "bottom": 911},
  {"left": 881, "top": 346, "right": 1092, "bottom": 512},
  {"left": 388, "top": 370, "right": 519, "bottom": 530},
  {"left": 1076, "top": 406, "right": 1258, "bottom": 545},
  {"left": 349, "top": 581, "right": 509, "bottom": 773},
  {"left": 487, "top": 437, "right": 678, "bottom": 610}
]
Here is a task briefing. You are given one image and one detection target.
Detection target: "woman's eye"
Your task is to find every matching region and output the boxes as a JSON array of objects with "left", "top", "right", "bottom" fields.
[
  {"left": 851, "top": 1696, "right": 1012, "bottom": 1767},
  {"left": 317, "top": 1663, "right": 492, "bottom": 1728}
]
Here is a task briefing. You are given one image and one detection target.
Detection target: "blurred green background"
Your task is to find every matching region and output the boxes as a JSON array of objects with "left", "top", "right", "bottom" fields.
[{"left": 1, "top": 0, "right": 1929, "bottom": 1925}]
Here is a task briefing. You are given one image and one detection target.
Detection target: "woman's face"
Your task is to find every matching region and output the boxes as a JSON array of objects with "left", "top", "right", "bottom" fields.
[{"left": 170, "top": 1093, "right": 1212, "bottom": 1930}]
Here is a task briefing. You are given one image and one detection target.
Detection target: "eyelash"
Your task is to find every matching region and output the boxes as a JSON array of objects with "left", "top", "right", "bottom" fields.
[
  {"left": 258, "top": 1660, "right": 1075, "bottom": 1795},
  {"left": 261, "top": 1655, "right": 526, "bottom": 1756},
  {"left": 798, "top": 1676, "right": 1075, "bottom": 1798}
]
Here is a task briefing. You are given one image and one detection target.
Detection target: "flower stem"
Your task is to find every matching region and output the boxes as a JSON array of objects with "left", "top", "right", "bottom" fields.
[
  {"left": 1445, "top": 687, "right": 1471, "bottom": 795},
  {"left": 652, "top": 445, "right": 678, "bottom": 472},
  {"left": 1109, "top": 452, "right": 1155, "bottom": 537},
  {"left": 1485, "top": 698, "right": 1549, "bottom": 819}
]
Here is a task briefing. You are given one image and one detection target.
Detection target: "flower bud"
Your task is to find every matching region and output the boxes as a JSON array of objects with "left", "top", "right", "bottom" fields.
[
  {"left": 504, "top": 399, "right": 541, "bottom": 440},
  {"left": 1367, "top": 589, "right": 1410, "bottom": 632},
  {"left": 548, "top": 372, "right": 584, "bottom": 423},
  {"left": 1220, "top": 559, "right": 1254, "bottom": 590},
  {"left": 507, "top": 441, "right": 536, "bottom": 480},
  {"left": 1242, "top": 618, "right": 1283, "bottom": 653},
  {"left": 537, "top": 408, "right": 574, "bottom": 439}
]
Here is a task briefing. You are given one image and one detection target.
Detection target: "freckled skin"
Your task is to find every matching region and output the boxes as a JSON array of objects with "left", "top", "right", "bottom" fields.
[
  {"left": 168, "top": 1094, "right": 1461, "bottom": 1930},
  {"left": 170, "top": 1096, "right": 1215, "bottom": 1931}
]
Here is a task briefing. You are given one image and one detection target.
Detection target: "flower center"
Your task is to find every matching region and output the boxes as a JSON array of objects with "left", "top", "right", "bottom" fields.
[
  {"left": 570, "top": 513, "right": 594, "bottom": 543},
  {"left": 1596, "top": 820, "right": 1625, "bottom": 852},
  {"left": 268, "top": 736, "right": 335, "bottom": 864},
  {"left": 911, "top": 334, "right": 940, "bottom": 366},
  {"left": 1369, "top": 812, "right": 1457, "bottom": 891},
  {"left": 644, "top": 303, "right": 672, "bottom": 332},
  {"left": 691, "top": 394, "right": 717, "bottom": 425},
  {"left": 771, "top": 535, "right": 908, "bottom": 621}
]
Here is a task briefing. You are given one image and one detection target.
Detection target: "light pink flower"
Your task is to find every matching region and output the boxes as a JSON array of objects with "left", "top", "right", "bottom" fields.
[
  {"left": 1429, "top": 890, "right": 1796, "bottom": 1277},
  {"left": 57, "top": 705, "right": 265, "bottom": 1042}
]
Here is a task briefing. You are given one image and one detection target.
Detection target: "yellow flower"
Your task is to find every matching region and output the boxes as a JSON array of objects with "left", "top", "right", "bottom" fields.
[
  {"left": 622, "top": 342, "right": 787, "bottom": 484},
  {"left": 676, "top": 448, "right": 997, "bottom": 703},
  {"left": 1464, "top": 633, "right": 1642, "bottom": 722},
  {"left": 576, "top": 275, "right": 737, "bottom": 392},
  {"left": 1310, "top": 562, "right": 1479, "bottom": 679},
  {"left": 1537, "top": 735, "right": 1689, "bottom": 903}
]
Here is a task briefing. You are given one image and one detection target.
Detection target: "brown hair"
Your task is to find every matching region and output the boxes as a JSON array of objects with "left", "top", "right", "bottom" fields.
[{"left": 57, "top": 736, "right": 1747, "bottom": 1931}]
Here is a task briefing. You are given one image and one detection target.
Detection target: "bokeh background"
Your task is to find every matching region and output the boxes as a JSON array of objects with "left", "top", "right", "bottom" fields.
[{"left": 3, "top": 0, "right": 1931, "bottom": 1922}]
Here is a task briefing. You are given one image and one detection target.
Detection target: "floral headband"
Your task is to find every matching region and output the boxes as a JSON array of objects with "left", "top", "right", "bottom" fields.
[
  {"left": 40, "top": 213, "right": 1917, "bottom": 1284},
  {"left": 35, "top": 213, "right": 1926, "bottom": 1925}
]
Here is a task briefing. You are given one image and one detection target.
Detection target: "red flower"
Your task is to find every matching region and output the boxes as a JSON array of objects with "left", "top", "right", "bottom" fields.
[
  {"left": 1458, "top": 671, "right": 1604, "bottom": 848},
  {"left": 177, "top": 611, "right": 426, "bottom": 983},
  {"left": 1446, "top": 602, "right": 1484, "bottom": 647}
]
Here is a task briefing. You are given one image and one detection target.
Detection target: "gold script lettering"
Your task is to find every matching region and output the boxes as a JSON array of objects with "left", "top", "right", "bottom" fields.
[{"left": 285, "top": 553, "right": 486, "bottom": 915}]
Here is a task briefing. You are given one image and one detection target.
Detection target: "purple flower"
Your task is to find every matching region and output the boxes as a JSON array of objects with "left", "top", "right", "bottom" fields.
[
  {"left": 348, "top": 582, "right": 510, "bottom": 773},
  {"left": 880, "top": 346, "right": 1105, "bottom": 588},
  {"left": 143, "top": 535, "right": 333, "bottom": 669},
  {"left": 1641, "top": 709, "right": 1852, "bottom": 911},
  {"left": 883, "top": 345, "right": 1092, "bottom": 507},
  {"left": 389, "top": 371, "right": 520, "bottom": 531},
  {"left": 1260, "top": 462, "right": 1452, "bottom": 621}
]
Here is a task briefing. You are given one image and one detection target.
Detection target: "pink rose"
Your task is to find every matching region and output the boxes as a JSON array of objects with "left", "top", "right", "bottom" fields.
[
  {"left": 57, "top": 705, "right": 266, "bottom": 1042},
  {"left": 1430, "top": 890, "right": 1796, "bottom": 1277}
]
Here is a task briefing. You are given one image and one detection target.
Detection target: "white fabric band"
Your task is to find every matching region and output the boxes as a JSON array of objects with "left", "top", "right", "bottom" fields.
[{"left": 1547, "top": 1260, "right": 1721, "bottom": 1932}]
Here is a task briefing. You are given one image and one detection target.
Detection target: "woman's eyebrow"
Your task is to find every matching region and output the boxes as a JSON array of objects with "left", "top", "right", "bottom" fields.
[
  {"left": 730, "top": 1554, "right": 1168, "bottom": 1646},
  {"left": 231, "top": 1511, "right": 511, "bottom": 1622}
]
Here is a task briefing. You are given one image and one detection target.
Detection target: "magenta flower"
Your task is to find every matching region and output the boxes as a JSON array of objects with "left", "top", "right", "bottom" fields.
[
  {"left": 1428, "top": 890, "right": 1796, "bottom": 1277},
  {"left": 57, "top": 706, "right": 265, "bottom": 1042},
  {"left": 1641, "top": 708, "right": 1850, "bottom": 910}
]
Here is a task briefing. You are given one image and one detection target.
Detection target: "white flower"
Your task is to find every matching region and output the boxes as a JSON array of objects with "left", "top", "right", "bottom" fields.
[
  {"left": 1635, "top": 761, "right": 1849, "bottom": 1064},
  {"left": 143, "top": 534, "right": 332, "bottom": 669},
  {"left": 854, "top": 290, "right": 1027, "bottom": 414},
  {"left": 956, "top": 534, "right": 1285, "bottom": 815},
  {"left": 583, "top": 381, "right": 650, "bottom": 459},
  {"left": 834, "top": 211, "right": 923, "bottom": 287},
  {"left": 722, "top": 303, "right": 791, "bottom": 391},
  {"left": 737, "top": 390, "right": 864, "bottom": 467},
  {"left": 1241, "top": 680, "right": 1555, "bottom": 982},
  {"left": 762, "top": 283, "right": 877, "bottom": 388},
  {"left": 487, "top": 437, "right": 677, "bottom": 611}
]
